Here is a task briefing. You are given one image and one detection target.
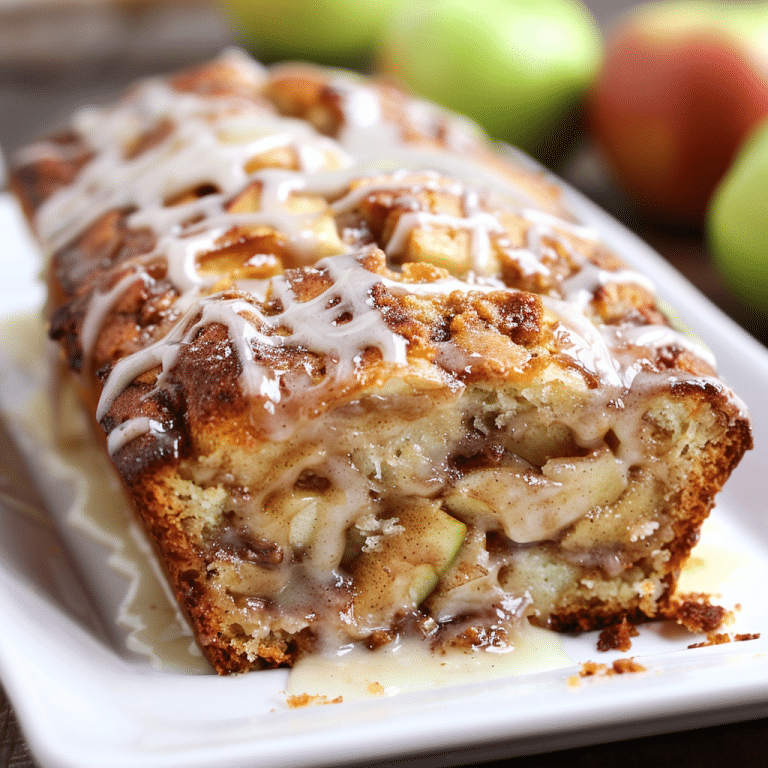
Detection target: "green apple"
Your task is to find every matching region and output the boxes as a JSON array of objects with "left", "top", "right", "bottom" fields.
[
  {"left": 220, "top": 0, "right": 401, "bottom": 66},
  {"left": 708, "top": 118, "right": 768, "bottom": 312},
  {"left": 349, "top": 499, "right": 466, "bottom": 627},
  {"left": 376, "top": 0, "right": 602, "bottom": 160},
  {"left": 588, "top": 1, "right": 768, "bottom": 225}
]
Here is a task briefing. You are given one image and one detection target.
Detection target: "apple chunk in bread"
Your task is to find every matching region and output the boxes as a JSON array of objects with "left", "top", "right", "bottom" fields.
[{"left": 348, "top": 499, "right": 467, "bottom": 634}]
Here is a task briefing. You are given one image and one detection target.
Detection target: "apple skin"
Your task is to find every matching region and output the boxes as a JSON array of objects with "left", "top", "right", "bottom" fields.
[
  {"left": 375, "top": 0, "right": 602, "bottom": 161},
  {"left": 708, "top": 119, "right": 768, "bottom": 312},
  {"left": 220, "top": 0, "right": 400, "bottom": 66},
  {"left": 588, "top": 1, "right": 768, "bottom": 226}
]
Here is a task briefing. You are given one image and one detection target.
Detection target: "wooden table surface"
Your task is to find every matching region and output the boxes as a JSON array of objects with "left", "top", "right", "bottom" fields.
[{"left": 0, "top": 2, "right": 766, "bottom": 767}]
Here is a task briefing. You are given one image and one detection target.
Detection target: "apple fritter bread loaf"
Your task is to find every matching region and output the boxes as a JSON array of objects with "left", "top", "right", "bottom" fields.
[{"left": 11, "top": 50, "right": 751, "bottom": 674}]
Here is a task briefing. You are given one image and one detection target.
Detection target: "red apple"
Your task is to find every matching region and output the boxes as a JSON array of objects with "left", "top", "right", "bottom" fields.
[{"left": 587, "top": 1, "right": 768, "bottom": 225}]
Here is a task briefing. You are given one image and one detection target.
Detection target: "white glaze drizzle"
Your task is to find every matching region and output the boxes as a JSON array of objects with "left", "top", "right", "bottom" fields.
[
  {"left": 561, "top": 261, "right": 656, "bottom": 310},
  {"left": 99, "top": 250, "right": 411, "bottom": 453},
  {"left": 384, "top": 210, "right": 503, "bottom": 269},
  {"left": 36, "top": 74, "right": 353, "bottom": 257},
  {"left": 80, "top": 269, "right": 152, "bottom": 362},
  {"left": 33, "top": 49, "right": 732, "bottom": 455},
  {"left": 540, "top": 295, "right": 625, "bottom": 389},
  {"left": 12, "top": 139, "right": 86, "bottom": 167},
  {"left": 329, "top": 170, "right": 466, "bottom": 214},
  {"left": 519, "top": 208, "right": 599, "bottom": 241},
  {"left": 608, "top": 323, "right": 717, "bottom": 370}
]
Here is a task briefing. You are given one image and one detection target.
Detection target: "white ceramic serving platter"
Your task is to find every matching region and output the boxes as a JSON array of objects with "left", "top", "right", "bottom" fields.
[{"left": 1, "top": 174, "right": 767, "bottom": 768}]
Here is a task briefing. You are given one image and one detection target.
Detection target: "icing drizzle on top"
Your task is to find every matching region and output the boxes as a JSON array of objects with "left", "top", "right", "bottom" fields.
[{"left": 31, "top": 49, "right": 732, "bottom": 453}]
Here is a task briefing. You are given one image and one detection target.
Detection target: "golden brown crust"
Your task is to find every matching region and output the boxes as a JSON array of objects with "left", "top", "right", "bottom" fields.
[{"left": 11, "top": 51, "right": 752, "bottom": 674}]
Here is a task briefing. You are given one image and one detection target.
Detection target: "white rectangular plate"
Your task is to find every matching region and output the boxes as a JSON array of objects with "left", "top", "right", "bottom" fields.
[{"left": 1, "top": 181, "right": 767, "bottom": 768}]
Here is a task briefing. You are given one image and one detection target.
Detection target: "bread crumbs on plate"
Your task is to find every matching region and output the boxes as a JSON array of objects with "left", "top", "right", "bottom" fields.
[
  {"left": 568, "top": 658, "right": 647, "bottom": 687},
  {"left": 597, "top": 618, "right": 640, "bottom": 652},
  {"left": 664, "top": 592, "right": 732, "bottom": 633},
  {"left": 688, "top": 632, "right": 761, "bottom": 649},
  {"left": 286, "top": 693, "right": 344, "bottom": 708}
]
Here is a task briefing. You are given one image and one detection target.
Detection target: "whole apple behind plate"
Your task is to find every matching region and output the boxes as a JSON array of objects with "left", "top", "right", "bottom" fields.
[
  {"left": 708, "top": 118, "right": 768, "bottom": 312},
  {"left": 588, "top": 0, "right": 768, "bottom": 226},
  {"left": 219, "top": 0, "right": 400, "bottom": 65},
  {"left": 375, "top": 0, "right": 603, "bottom": 163},
  {"left": 219, "top": 0, "right": 603, "bottom": 164}
]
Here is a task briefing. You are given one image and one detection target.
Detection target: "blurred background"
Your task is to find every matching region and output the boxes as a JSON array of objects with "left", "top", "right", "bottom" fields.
[
  {"left": 1, "top": 0, "right": 766, "bottom": 347},
  {"left": 1, "top": 0, "right": 767, "bottom": 766}
]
